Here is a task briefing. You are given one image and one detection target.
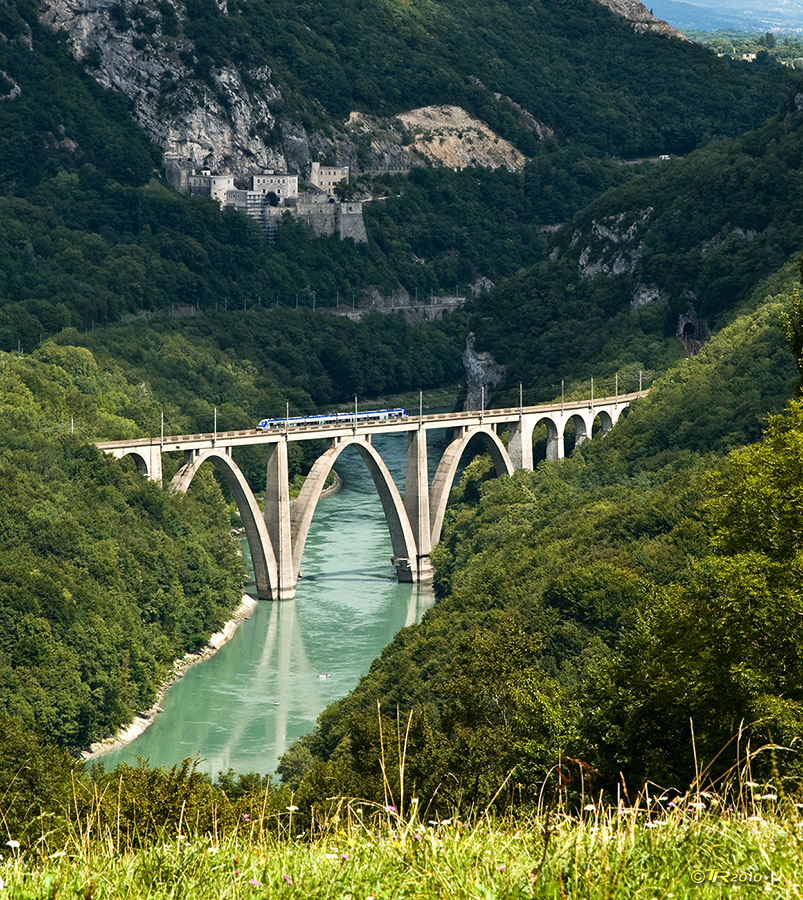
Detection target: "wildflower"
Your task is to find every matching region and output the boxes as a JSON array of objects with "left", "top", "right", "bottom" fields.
[
  {"left": 286, "top": 805, "right": 299, "bottom": 812},
  {"left": 384, "top": 804, "right": 396, "bottom": 813},
  {"left": 340, "top": 853, "right": 349, "bottom": 861},
  {"left": 49, "top": 851, "right": 66, "bottom": 859},
  {"left": 413, "top": 833, "right": 422, "bottom": 841},
  {"left": 242, "top": 813, "right": 250, "bottom": 821},
  {"left": 249, "top": 879, "right": 261, "bottom": 888},
  {"left": 497, "top": 865, "right": 506, "bottom": 872},
  {"left": 688, "top": 802, "right": 706, "bottom": 810},
  {"left": 325, "top": 853, "right": 338, "bottom": 860},
  {"left": 6, "top": 840, "right": 20, "bottom": 849},
  {"left": 0, "top": 875, "right": 4, "bottom": 891},
  {"left": 760, "top": 794, "right": 778, "bottom": 801},
  {"left": 282, "top": 874, "right": 293, "bottom": 885},
  {"left": 583, "top": 804, "right": 595, "bottom": 812},
  {"left": 234, "top": 870, "right": 240, "bottom": 877},
  {"left": 667, "top": 800, "right": 676, "bottom": 808}
]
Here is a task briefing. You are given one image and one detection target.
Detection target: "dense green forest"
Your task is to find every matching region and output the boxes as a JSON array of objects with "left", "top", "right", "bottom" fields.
[
  {"left": 153, "top": 0, "right": 797, "bottom": 156},
  {"left": 470, "top": 94, "right": 803, "bottom": 399},
  {"left": 0, "top": 345, "right": 244, "bottom": 750},
  {"left": 1, "top": 0, "right": 800, "bottom": 362},
  {"left": 276, "top": 277, "right": 803, "bottom": 807}
]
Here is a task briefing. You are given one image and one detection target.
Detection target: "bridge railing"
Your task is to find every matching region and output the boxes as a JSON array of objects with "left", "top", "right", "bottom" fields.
[{"left": 96, "top": 390, "right": 650, "bottom": 450}]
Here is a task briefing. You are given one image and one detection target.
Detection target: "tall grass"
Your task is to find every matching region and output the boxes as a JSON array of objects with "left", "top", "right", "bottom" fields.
[{"left": 1, "top": 784, "right": 801, "bottom": 899}]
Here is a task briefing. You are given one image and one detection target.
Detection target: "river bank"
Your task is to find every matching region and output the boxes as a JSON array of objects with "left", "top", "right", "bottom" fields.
[
  {"left": 83, "top": 593, "right": 259, "bottom": 762},
  {"left": 83, "top": 470, "right": 345, "bottom": 763}
]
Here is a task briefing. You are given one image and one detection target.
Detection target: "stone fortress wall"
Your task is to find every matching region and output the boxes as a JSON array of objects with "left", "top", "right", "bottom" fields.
[{"left": 163, "top": 155, "right": 367, "bottom": 243}]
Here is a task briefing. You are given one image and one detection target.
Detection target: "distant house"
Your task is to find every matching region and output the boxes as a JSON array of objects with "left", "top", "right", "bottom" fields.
[{"left": 309, "top": 162, "right": 349, "bottom": 196}]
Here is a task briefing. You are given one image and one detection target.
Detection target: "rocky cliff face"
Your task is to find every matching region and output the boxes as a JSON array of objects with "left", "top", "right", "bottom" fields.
[
  {"left": 38, "top": 0, "right": 291, "bottom": 175},
  {"left": 462, "top": 333, "right": 507, "bottom": 411},
  {"left": 36, "top": 1, "right": 539, "bottom": 178},
  {"left": 592, "top": 0, "right": 687, "bottom": 39},
  {"left": 344, "top": 106, "right": 528, "bottom": 174}
]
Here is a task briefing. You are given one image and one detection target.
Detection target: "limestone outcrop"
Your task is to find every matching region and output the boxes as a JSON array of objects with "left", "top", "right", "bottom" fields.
[
  {"left": 38, "top": 0, "right": 288, "bottom": 175},
  {"left": 592, "top": 0, "right": 687, "bottom": 39},
  {"left": 463, "top": 333, "right": 507, "bottom": 411},
  {"left": 36, "top": 1, "right": 534, "bottom": 178}
]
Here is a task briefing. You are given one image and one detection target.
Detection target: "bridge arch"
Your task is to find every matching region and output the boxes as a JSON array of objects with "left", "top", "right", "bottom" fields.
[
  {"left": 120, "top": 449, "right": 150, "bottom": 477},
  {"left": 171, "top": 449, "right": 279, "bottom": 601},
  {"left": 531, "top": 415, "right": 562, "bottom": 462},
  {"left": 290, "top": 437, "right": 418, "bottom": 582},
  {"left": 563, "top": 412, "right": 592, "bottom": 453},
  {"left": 429, "top": 426, "right": 515, "bottom": 547},
  {"left": 592, "top": 409, "right": 614, "bottom": 436}
]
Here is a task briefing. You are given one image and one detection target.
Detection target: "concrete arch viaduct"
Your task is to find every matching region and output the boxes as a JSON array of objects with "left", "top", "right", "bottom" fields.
[{"left": 97, "top": 391, "right": 645, "bottom": 600}]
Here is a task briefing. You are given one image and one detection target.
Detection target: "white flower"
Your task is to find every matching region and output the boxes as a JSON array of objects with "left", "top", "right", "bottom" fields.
[
  {"left": 583, "top": 804, "right": 595, "bottom": 811},
  {"left": 6, "top": 840, "right": 20, "bottom": 849},
  {"left": 286, "top": 805, "right": 299, "bottom": 812}
]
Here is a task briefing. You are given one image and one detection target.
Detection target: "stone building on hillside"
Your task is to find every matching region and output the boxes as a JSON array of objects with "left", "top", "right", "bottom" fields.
[
  {"left": 163, "top": 154, "right": 366, "bottom": 242},
  {"left": 309, "top": 161, "right": 349, "bottom": 195}
]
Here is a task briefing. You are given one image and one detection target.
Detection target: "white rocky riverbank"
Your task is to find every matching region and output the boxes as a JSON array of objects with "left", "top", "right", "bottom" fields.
[{"left": 82, "top": 593, "right": 258, "bottom": 761}]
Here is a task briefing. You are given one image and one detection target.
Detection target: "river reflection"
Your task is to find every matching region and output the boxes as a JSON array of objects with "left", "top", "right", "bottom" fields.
[{"left": 95, "top": 430, "right": 440, "bottom": 778}]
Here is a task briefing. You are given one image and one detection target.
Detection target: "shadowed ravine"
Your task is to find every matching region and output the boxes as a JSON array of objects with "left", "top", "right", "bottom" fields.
[{"left": 95, "top": 431, "right": 440, "bottom": 777}]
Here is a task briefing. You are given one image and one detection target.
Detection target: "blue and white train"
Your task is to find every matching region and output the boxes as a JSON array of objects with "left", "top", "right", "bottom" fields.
[{"left": 257, "top": 408, "right": 408, "bottom": 431}]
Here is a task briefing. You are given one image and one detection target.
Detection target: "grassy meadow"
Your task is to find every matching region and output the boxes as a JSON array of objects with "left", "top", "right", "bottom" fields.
[{"left": 1, "top": 784, "right": 800, "bottom": 899}]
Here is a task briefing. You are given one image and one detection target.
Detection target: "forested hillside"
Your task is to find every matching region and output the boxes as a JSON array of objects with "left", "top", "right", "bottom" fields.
[
  {"left": 470, "top": 95, "right": 803, "bottom": 399},
  {"left": 277, "top": 276, "right": 803, "bottom": 806},
  {"left": 0, "top": 345, "right": 244, "bottom": 750},
  {"left": 41, "top": 0, "right": 798, "bottom": 168},
  {"left": 1, "top": 0, "right": 800, "bottom": 365}
]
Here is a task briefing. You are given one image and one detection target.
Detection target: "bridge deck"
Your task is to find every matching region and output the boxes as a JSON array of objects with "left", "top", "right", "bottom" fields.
[{"left": 96, "top": 391, "right": 647, "bottom": 453}]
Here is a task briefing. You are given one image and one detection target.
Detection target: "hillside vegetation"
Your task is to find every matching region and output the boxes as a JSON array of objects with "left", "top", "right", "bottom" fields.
[
  {"left": 276, "top": 277, "right": 803, "bottom": 808},
  {"left": 0, "top": 346, "right": 244, "bottom": 750},
  {"left": 471, "top": 95, "right": 803, "bottom": 399},
  {"left": 78, "top": 0, "right": 798, "bottom": 157},
  {"left": 1, "top": 0, "right": 799, "bottom": 369}
]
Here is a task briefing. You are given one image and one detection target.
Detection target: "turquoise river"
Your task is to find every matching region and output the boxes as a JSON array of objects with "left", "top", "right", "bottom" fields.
[{"left": 95, "top": 428, "right": 445, "bottom": 778}]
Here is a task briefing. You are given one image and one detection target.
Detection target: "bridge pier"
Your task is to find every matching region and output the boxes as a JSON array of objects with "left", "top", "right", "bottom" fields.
[
  {"left": 507, "top": 419, "right": 534, "bottom": 470},
  {"left": 404, "top": 428, "right": 434, "bottom": 582},
  {"left": 265, "top": 439, "right": 296, "bottom": 600}
]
